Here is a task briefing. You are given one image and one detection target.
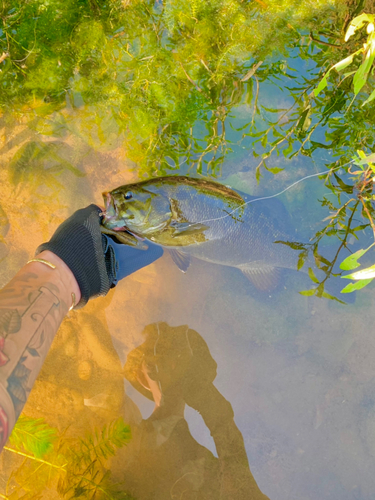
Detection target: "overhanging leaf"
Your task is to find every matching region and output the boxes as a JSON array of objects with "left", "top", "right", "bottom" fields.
[
  {"left": 297, "top": 107, "right": 311, "bottom": 130},
  {"left": 343, "top": 263, "right": 375, "bottom": 280},
  {"left": 283, "top": 142, "right": 293, "bottom": 157},
  {"left": 333, "top": 172, "right": 353, "bottom": 193},
  {"left": 264, "top": 164, "right": 284, "bottom": 174},
  {"left": 345, "top": 13, "right": 375, "bottom": 41},
  {"left": 353, "top": 51, "right": 375, "bottom": 95},
  {"left": 320, "top": 291, "right": 347, "bottom": 304},
  {"left": 341, "top": 278, "right": 373, "bottom": 293},
  {"left": 355, "top": 153, "right": 375, "bottom": 165},
  {"left": 340, "top": 251, "right": 363, "bottom": 270},
  {"left": 314, "top": 73, "right": 330, "bottom": 96},
  {"left": 362, "top": 87, "right": 375, "bottom": 106},
  {"left": 334, "top": 53, "right": 357, "bottom": 72},
  {"left": 274, "top": 241, "right": 306, "bottom": 251},
  {"left": 308, "top": 267, "right": 319, "bottom": 283},
  {"left": 297, "top": 251, "right": 308, "bottom": 270},
  {"left": 299, "top": 289, "right": 316, "bottom": 296},
  {"left": 340, "top": 245, "right": 374, "bottom": 270},
  {"left": 314, "top": 49, "right": 362, "bottom": 97}
]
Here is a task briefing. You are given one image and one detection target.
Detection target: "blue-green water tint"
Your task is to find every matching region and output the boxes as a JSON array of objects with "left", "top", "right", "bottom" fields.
[{"left": 2, "top": 0, "right": 375, "bottom": 498}]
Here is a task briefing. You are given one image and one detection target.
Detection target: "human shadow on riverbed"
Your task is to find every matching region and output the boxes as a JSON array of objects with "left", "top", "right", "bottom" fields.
[{"left": 111, "top": 322, "right": 270, "bottom": 500}]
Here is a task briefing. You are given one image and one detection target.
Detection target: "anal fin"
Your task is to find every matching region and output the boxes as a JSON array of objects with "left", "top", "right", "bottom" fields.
[
  {"left": 240, "top": 266, "right": 280, "bottom": 292},
  {"left": 169, "top": 249, "right": 191, "bottom": 273}
]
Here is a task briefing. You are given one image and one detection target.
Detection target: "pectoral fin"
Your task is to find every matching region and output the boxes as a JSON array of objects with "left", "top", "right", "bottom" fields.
[
  {"left": 170, "top": 221, "right": 208, "bottom": 237},
  {"left": 240, "top": 265, "right": 280, "bottom": 292},
  {"left": 169, "top": 249, "right": 191, "bottom": 273}
]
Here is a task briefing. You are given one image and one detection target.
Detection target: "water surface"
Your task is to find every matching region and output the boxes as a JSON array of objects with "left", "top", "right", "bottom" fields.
[{"left": 1, "top": 0, "right": 375, "bottom": 498}]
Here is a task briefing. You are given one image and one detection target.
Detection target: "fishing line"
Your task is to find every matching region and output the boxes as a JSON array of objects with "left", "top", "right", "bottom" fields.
[{"left": 185, "top": 158, "right": 356, "bottom": 228}]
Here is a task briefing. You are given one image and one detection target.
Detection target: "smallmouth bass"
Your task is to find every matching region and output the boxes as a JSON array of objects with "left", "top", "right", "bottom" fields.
[{"left": 101, "top": 176, "right": 302, "bottom": 290}]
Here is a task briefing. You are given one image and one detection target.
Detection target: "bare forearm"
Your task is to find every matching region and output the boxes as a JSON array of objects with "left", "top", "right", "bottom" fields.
[{"left": 0, "top": 251, "right": 81, "bottom": 451}]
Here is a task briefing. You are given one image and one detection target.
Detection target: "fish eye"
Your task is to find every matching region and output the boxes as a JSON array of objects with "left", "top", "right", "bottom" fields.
[{"left": 124, "top": 191, "right": 133, "bottom": 200}]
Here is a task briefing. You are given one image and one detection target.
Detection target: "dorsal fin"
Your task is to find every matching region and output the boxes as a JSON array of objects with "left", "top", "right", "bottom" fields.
[{"left": 117, "top": 176, "right": 244, "bottom": 204}]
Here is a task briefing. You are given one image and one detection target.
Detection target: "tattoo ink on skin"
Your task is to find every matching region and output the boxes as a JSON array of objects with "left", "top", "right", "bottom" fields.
[{"left": 0, "top": 285, "right": 60, "bottom": 448}]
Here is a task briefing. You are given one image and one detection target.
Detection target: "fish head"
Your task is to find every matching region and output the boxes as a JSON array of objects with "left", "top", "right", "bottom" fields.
[
  {"left": 102, "top": 176, "right": 245, "bottom": 246},
  {"left": 102, "top": 183, "right": 172, "bottom": 236}
]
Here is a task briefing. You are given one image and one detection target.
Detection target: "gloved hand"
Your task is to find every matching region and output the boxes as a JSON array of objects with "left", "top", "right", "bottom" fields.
[{"left": 36, "top": 204, "right": 163, "bottom": 309}]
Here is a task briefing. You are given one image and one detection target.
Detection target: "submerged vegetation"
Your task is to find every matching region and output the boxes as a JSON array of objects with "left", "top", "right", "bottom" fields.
[
  {"left": 0, "top": 0, "right": 375, "bottom": 300},
  {"left": 2, "top": 0, "right": 375, "bottom": 495},
  {"left": 312, "top": 12, "right": 375, "bottom": 295},
  {"left": 0, "top": 0, "right": 348, "bottom": 175},
  {"left": 2, "top": 414, "right": 133, "bottom": 499}
]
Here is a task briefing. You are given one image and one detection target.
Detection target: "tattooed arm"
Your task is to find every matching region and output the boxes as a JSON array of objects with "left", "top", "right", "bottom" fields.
[
  {"left": 0, "top": 250, "right": 81, "bottom": 451},
  {"left": 0, "top": 204, "right": 163, "bottom": 451}
]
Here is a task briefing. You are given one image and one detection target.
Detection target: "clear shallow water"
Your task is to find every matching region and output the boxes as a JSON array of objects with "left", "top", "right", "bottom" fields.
[{"left": 1, "top": 0, "right": 375, "bottom": 498}]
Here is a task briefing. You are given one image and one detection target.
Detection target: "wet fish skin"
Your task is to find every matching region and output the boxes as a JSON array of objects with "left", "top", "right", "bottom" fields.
[{"left": 101, "top": 176, "right": 301, "bottom": 289}]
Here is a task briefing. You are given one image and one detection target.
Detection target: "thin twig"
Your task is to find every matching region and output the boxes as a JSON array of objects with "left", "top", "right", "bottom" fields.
[
  {"left": 318, "top": 199, "right": 360, "bottom": 287},
  {"left": 251, "top": 76, "right": 259, "bottom": 128},
  {"left": 255, "top": 123, "right": 297, "bottom": 178},
  {"left": 200, "top": 58, "right": 212, "bottom": 74},
  {"left": 179, "top": 62, "right": 203, "bottom": 93},
  {"left": 315, "top": 199, "right": 354, "bottom": 240},
  {"left": 297, "top": 121, "right": 320, "bottom": 154},
  {"left": 3, "top": 446, "right": 67, "bottom": 470},
  {"left": 359, "top": 196, "right": 375, "bottom": 239},
  {"left": 241, "top": 60, "right": 263, "bottom": 82},
  {"left": 309, "top": 32, "right": 341, "bottom": 48}
]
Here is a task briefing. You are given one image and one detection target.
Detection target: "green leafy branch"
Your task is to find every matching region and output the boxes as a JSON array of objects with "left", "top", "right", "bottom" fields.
[
  {"left": 278, "top": 165, "right": 372, "bottom": 302},
  {"left": 340, "top": 243, "right": 375, "bottom": 293},
  {"left": 337, "top": 150, "right": 375, "bottom": 294},
  {"left": 315, "top": 13, "right": 375, "bottom": 106},
  {"left": 297, "top": 198, "right": 360, "bottom": 304}
]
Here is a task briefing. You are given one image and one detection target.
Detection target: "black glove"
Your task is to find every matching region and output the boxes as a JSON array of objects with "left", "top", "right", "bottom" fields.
[{"left": 36, "top": 204, "right": 163, "bottom": 309}]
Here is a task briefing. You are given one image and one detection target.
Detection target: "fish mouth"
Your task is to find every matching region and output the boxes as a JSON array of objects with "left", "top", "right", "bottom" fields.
[
  {"left": 101, "top": 192, "right": 126, "bottom": 231},
  {"left": 101, "top": 192, "right": 145, "bottom": 242}
]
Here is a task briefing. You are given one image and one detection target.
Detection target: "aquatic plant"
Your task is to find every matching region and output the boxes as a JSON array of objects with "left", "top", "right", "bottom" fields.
[
  {"left": 315, "top": 13, "right": 375, "bottom": 107},
  {"left": 0, "top": 0, "right": 348, "bottom": 176},
  {"left": 336, "top": 150, "right": 375, "bottom": 294},
  {"left": 279, "top": 149, "right": 375, "bottom": 301},
  {"left": 305, "top": 12, "right": 375, "bottom": 296},
  {"left": 2, "top": 414, "right": 133, "bottom": 499},
  {"left": 1, "top": 0, "right": 375, "bottom": 302}
]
